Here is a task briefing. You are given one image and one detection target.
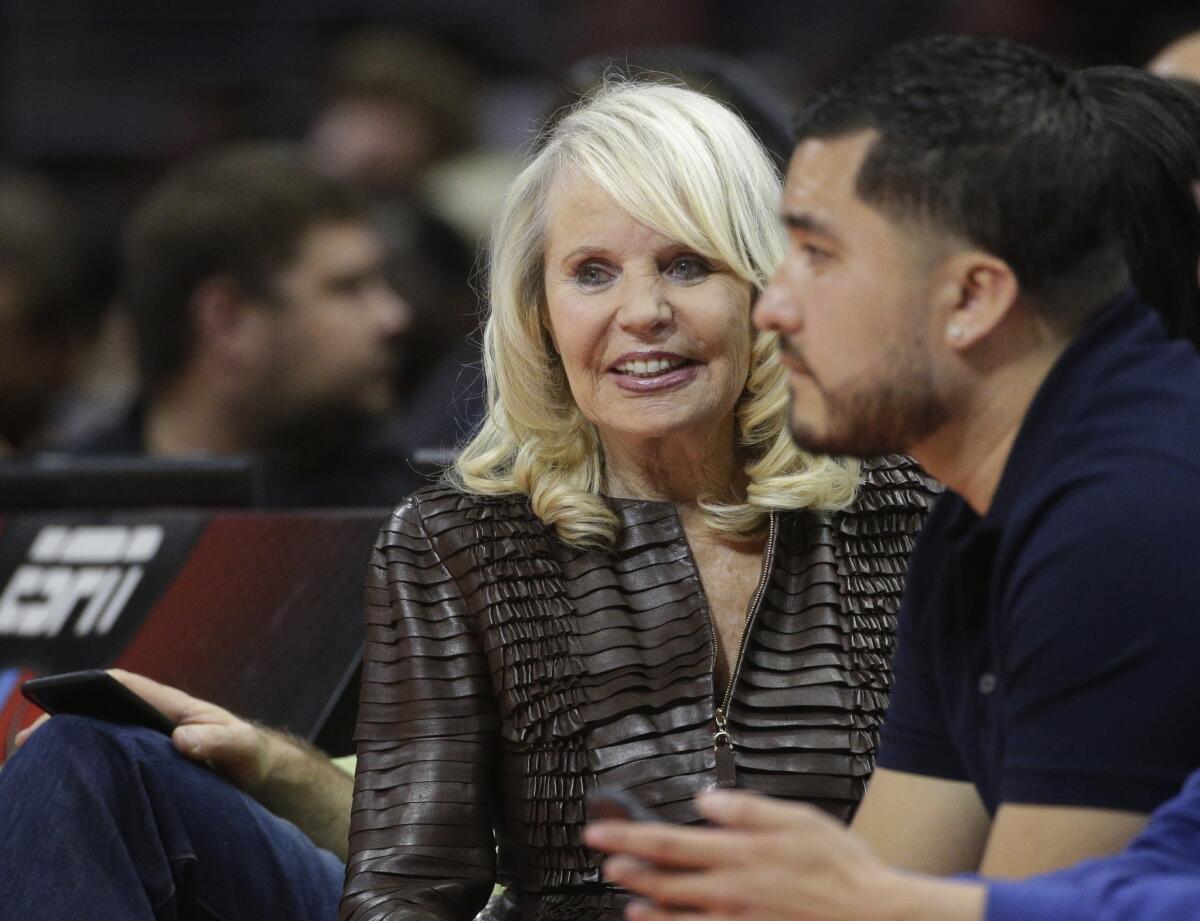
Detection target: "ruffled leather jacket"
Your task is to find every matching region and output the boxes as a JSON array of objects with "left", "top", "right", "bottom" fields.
[{"left": 340, "top": 457, "right": 939, "bottom": 921}]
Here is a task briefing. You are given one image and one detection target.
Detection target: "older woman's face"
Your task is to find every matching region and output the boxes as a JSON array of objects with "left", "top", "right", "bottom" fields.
[{"left": 542, "top": 175, "right": 754, "bottom": 454}]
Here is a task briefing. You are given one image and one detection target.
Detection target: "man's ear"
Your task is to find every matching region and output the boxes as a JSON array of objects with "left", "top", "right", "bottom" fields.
[
  {"left": 935, "top": 252, "right": 1019, "bottom": 351},
  {"left": 189, "top": 277, "right": 270, "bottom": 370}
]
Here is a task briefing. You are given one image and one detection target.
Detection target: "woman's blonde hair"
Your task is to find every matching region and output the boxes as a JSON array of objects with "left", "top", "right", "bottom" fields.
[{"left": 452, "top": 80, "right": 859, "bottom": 547}]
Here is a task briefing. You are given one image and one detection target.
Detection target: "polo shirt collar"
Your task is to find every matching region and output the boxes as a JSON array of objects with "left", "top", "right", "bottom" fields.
[
  {"left": 928, "top": 287, "right": 1147, "bottom": 627},
  {"left": 980, "top": 286, "right": 1146, "bottom": 531}
]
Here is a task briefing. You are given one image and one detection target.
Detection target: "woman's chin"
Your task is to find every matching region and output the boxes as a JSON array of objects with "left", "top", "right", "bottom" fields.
[{"left": 594, "top": 408, "right": 731, "bottom": 447}]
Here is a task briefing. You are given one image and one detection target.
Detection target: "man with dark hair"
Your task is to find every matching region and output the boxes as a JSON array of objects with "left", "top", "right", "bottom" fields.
[
  {"left": 307, "top": 28, "right": 486, "bottom": 456},
  {"left": 0, "top": 145, "right": 422, "bottom": 921},
  {"left": 0, "top": 167, "right": 106, "bottom": 455},
  {"left": 71, "top": 142, "right": 419, "bottom": 506},
  {"left": 1083, "top": 66, "right": 1200, "bottom": 349},
  {"left": 589, "top": 34, "right": 1200, "bottom": 920}
]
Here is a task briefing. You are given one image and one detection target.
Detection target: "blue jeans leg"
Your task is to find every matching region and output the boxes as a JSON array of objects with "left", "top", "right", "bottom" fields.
[{"left": 0, "top": 715, "right": 344, "bottom": 921}]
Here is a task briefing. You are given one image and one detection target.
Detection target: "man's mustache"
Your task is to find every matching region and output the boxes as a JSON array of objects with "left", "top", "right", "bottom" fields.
[{"left": 777, "top": 338, "right": 813, "bottom": 376}]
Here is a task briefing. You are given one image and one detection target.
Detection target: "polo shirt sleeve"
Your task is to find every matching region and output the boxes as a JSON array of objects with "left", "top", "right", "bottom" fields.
[
  {"left": 995, "top": 461, "right": 1200, "bottom": 813},
  {"left": 876, "top": 506, "right": 970, "bottom": 782}
]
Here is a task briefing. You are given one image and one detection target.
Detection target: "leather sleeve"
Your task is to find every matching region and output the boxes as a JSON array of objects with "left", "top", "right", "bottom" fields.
[{"left": 339, "top": 496, "right": 501, "bottom": 921}]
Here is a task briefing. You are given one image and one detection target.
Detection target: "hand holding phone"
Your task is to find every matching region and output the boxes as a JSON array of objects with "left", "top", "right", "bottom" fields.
[
  {"left": 19, "top": 669, "right": 278, "bottom": 790},
  {"left": 21, "top": 669, "right": 177, "bottom": 735},
  {"left": 586, "top": 788, "right": 659, "bottom": 823}
]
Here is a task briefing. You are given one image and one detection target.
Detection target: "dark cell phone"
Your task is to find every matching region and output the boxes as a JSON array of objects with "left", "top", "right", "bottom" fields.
[
  {"left": 586, "top": 788, "right": 659, "bottom": 823},
  {"left": 21, "top": 669, "right": 177, "bottom": 736}
]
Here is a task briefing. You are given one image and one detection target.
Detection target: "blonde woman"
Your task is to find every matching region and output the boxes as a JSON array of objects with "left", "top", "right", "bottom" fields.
[{"left": 340, "top": 81, "right": 937, "bottom": 921}]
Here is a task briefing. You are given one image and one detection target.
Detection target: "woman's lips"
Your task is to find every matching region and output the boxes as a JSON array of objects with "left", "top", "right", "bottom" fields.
[{"left": 609, "top": 362, "right": 700, "bottom": 393}]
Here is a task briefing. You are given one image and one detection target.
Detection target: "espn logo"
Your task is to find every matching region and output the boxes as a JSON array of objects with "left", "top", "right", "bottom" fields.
[{"left": 0, "top": 525, "right": 163, "bottom": 638}]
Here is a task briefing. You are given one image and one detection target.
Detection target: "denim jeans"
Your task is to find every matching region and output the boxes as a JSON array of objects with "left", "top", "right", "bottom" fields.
[{"left": 0, "top": 715, "right": 344, "bottom": 920}]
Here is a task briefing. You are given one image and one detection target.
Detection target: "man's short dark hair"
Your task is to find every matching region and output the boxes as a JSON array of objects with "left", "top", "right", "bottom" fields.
[
  {"left": 123, "top": 143, "right": 362, "bottom": 391},
  {"left": 793, "top": 35, "right": 1127, "bottom": 321}
]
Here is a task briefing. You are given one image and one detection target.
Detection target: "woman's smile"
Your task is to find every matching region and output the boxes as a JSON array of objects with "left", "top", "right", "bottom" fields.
[{"left": 607, "top": 350, "right": 701, "bottom": 392}]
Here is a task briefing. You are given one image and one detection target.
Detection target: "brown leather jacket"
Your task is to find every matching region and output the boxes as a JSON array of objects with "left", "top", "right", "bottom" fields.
[{"left": 340, "top": 457, "right": 939, "bottom": 921}]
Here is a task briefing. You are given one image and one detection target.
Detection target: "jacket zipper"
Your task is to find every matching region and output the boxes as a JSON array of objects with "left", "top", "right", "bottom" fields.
[{"left": 712, "top": 512, "right": 777, "bottom": 787}]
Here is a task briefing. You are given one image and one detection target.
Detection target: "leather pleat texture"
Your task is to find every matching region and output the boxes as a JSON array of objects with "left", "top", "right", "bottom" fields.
[{"left": 340, "top": 455, "right": 939, "bottom": 921}]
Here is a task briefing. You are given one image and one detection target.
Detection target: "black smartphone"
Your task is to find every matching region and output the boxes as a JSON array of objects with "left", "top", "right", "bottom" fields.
[
  {"left": 586, "top": 788, "right": 659, "bottom": 823},
  {"left": 21, "top": 670, "right": 177, "bottom": 736}
]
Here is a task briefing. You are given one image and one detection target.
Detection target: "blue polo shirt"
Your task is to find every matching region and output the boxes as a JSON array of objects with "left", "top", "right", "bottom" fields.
[{"left": 878, "top": 288, "right": 1200, "bottom": 815}]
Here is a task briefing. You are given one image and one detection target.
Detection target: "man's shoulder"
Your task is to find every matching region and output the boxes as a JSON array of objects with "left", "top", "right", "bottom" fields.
[
  {"left": 991, "top": 450, "right": 1200, "bottom": 636},
  {"left": 1002, "top": 337, "right": 1200, "bottom": 547},
  {"left": 1008, "top": 448, "right": 1200, "bottom": 547},
  {"left": 57, "top": 404, "right": 144, "bottom": 454},
  {"left": 1055, "top": 334, "right": 1200, "bottom": 471}
]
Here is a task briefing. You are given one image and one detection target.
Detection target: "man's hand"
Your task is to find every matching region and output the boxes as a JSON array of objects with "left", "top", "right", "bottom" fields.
[
  {"left": 584, "top": 789, "right": 986, "bottom": 921},
  {"left": 16, "top": 669, "right": 275, "bottom": 789},
  {"left": 15, "top": 669, "right": 353, "bottom": 859}
]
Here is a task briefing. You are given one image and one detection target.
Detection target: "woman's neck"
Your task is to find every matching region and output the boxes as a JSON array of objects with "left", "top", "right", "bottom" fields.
[{"left": 602, "top": 422, "right": 746, "bottom": 510}]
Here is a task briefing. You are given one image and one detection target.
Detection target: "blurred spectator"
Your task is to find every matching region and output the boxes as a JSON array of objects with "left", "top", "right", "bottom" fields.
[
  {"left": 559, "top": 46, "right": 797, "bottom": 165},
  {"left": 309, "top": 29, "right": 474, "bottom": 196},
  {"left": 66, "top": 142, "right": 423, "bottom": 507},
  {"left": 307, "top": 27, "right": 486, "bottom": 456},
  {"left": 1084, "top": 66, "right": 1200, "bottom": 347},
  {"left": 1148, "top": 29, "right": 1200, "bottom": 81},
  {"left": 0, "top": 167, "right": 111, "bottom": 457}
]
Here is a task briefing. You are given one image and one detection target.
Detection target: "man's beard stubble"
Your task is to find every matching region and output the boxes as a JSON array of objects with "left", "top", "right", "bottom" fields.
[{"left": 785, "top": 354, "right": 949, "bottom": 460}]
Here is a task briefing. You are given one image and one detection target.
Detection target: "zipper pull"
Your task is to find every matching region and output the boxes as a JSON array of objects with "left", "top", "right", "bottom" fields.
[{"left": 713, "top": 708, "right": 737, "bottom": 788}]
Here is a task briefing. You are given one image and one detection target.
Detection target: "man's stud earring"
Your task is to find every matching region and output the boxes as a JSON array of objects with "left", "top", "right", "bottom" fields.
[{"left": 948, "top": 324, "right": 964, "bottom": 341}]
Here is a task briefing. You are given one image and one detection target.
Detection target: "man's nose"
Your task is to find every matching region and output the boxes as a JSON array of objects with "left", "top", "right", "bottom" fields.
[
  {"left": 376, "top": 284, "right": 414, "bottom": 337},
  {"left": 753, "top": 273, "right": 800, "bottom": 335}
]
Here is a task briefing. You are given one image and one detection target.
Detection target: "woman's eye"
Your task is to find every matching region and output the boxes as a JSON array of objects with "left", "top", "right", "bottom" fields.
[
  {"left": 665, "top": 254, "right": 711, "bottom": 283},
  {"left": 575, "top": 262, "right": 615, "bottom": 288}
]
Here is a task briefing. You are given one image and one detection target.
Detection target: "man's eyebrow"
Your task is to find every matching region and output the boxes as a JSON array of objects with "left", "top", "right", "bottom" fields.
[
  {"left": 781, "top": 211, "right": 840, "bottom": 241},
  {"left": 325, "top": 261, "right": 384, "bottom": 287}
]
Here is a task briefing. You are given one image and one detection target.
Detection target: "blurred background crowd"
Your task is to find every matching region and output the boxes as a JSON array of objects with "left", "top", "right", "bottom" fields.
[{"left": 3, "top": 0, "right": 1199, "bottom": 506}]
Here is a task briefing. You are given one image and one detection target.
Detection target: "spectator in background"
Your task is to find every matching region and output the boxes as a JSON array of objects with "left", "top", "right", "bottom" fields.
[
  {"left": 309, "top": 28, "right": 474, "bottom": 201},
  {"left": 1148, "top": 28, "right": 1200, "bottom": 83},
  {"left": 68, "top": 142, "right": 422, "bottom": 507},
  {"left": 1083, "top": 66, "right": 1200, "bottom": 346},
  {"left": 308, "top": 27, "right": 485, "bottom": 457},
  {"left": 560, "top": 46, "right": 798, "bottom": 167},
  {"left": 0, "top": 167, "right": 109, "bottom": 456}
]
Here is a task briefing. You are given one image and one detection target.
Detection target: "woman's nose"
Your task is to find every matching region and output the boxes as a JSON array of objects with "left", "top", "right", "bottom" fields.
[{"left": 615, "top": 278, "right": 673, "bottom": 333}]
